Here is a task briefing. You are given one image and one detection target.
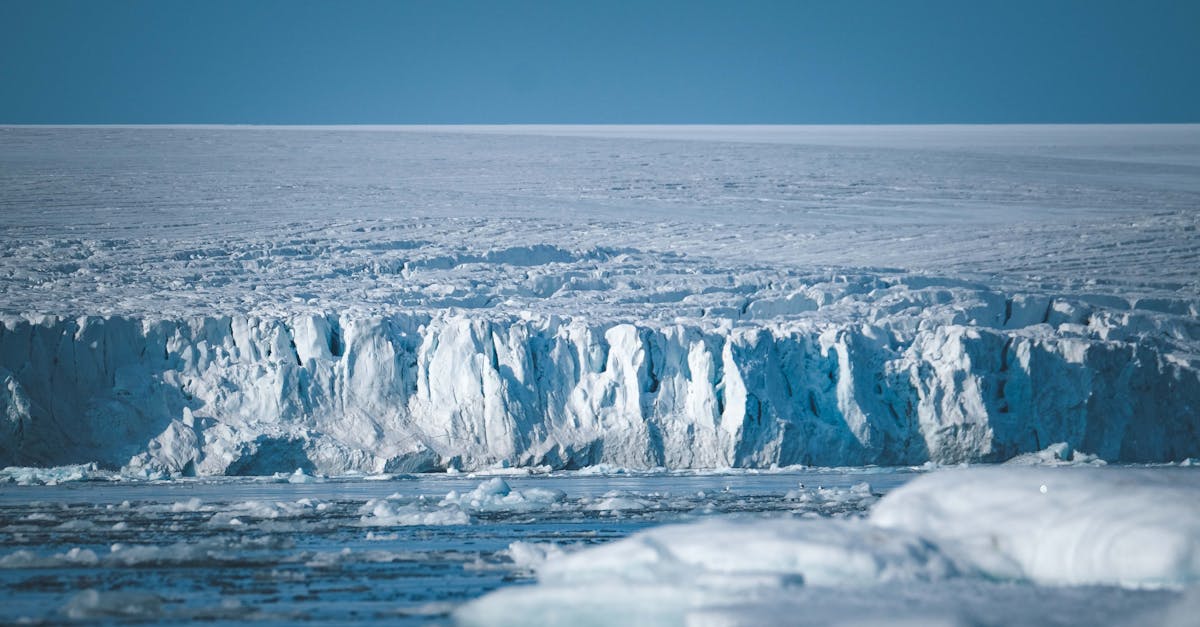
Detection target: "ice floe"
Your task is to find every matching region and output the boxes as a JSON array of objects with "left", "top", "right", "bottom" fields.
[
  {"left": 458, "top": 467, "right": 1200, "bottom": 625},
  {"left": 872, "top": 467, "right": 1200, "bottom": 588}
]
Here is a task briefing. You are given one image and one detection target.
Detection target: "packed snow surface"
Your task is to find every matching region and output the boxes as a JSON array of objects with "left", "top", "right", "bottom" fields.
[
  {"left": 457, "top": 466, "right": 1200, "bottom": 627},
  {"left": 2, "top": 125, "right": 1199, "bottom": 473}
]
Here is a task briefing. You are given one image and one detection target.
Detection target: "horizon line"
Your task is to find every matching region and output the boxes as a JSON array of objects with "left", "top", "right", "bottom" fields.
[{"left": 4, "top": 122, "right": 1199, "bottom": 129}]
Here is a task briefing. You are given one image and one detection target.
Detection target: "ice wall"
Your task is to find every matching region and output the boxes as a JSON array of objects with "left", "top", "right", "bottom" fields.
[{"left": 1, "top": 306, "right": 1198, "bottom": 475}]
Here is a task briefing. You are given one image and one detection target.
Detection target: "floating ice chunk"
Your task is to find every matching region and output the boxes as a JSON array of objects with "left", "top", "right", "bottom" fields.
[
  {"left": 359, "top": 499, "right": 470, "bottom": 526},
  {"left": 458, "top": 518, "right": 964, "bottom": 626},
  {"left": 61, "top": 589, "right": 164, "bottom": 620},
  {"left": 460, "top": 467, "right": 1200, "bottom": 625},
  {"left": 784, "top": 481, "right": 877, "bottom": 514},
  {"left": 106, "top": 543, "right": 211, "bottom": 567},
  {"left": 1003, "top": 442, "right": 1105, "bottom": 467},
  {"left": 587, "top": 495, "right": 650, "bottom": 513},
  {"left": 55, "top": 519, "right": 96, "bottom": 531},
  {"left": 0, "top": 463, "right": 118, "bottom": 485},
  {"left": 286, "top": 468, "right": 321, "bottom": 484},
  {"left": 505, "top": 542, "right": 568, "bottom": 571},
  {"left": 0, "top": 550, "right": 40, "bottom": 569},
  {"left": 468, "top": 465, "right": 554, "bottom": 477},
  {"left": 871, "top": 467, "right": 1200, "bottom": 588},
  {"left": 0, "top": 547, "right": 101, "bottom": 569},
  {"left": 540, "top": 517, "right": 962, "bottom": 588},
  {"left": 441, "top": 478, "right": 565, "bottom": 512},
  {"left": 171, "top": 497, "right": 203, "bottom": 512},
  {"left": 204, "top": 499, "right": 326, "bottom": 525},
  {"left": 575, "top": 464, "right": 632, "bottom": 476}
]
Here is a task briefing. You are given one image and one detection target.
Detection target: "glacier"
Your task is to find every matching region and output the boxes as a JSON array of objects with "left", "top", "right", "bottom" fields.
[
  {"left": 1, "top": 125, "right": 1199, "bottom": 475},
  {"left": 1, "top": 287, "right": 1197, "bottom": 475}
]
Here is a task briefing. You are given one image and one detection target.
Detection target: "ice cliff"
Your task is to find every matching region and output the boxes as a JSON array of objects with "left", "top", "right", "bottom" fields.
[
  {"left": 4, "top": 127, "right": 1200, "bottom": 475},
  {"left": 2, "top": 288, "right": 1197, "bottom": 475}
]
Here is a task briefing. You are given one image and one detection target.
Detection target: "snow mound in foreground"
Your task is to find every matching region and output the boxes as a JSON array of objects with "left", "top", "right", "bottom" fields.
[
  {"left": 456, "top": 467, "right": 1200, "bottom": 626},
  {"left": 872, "top": 467, "right": 1200, "bottom": 587}
]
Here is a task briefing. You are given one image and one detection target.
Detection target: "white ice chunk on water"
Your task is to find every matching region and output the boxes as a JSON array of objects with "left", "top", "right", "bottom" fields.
[
  {"left": 1002, "top": 442, "right": 1106, "bottom": 467},
  {"left": 504, "top": 542, "right": 570, "bottom": 571},
  {"left": 170, "top": 497, "right": 203, "bottom": 513},
  {"left": 441, "top": 478, "right": 565, "bottom": 512},
  {"left": 285, "top": 468, "right": 320, "bottom": 483},
  {"left": 458, "top": 467, "right": 1200, "bottom": 626},
  {"left": 538, "top": 517, "right": 964, "bottom": 587},
  {"left": 784, "top": 481, "right": 877, "bottom": 512},
  {"left": 359, "top": 478, "right": 568, "bottom": 526},
  {"left": 871, "top": 467, "right": 1200, "bottom": 588},
  {"left": 586, "top": 495, "right": 651, "bottom": 513},
  {"left": 0, "top": 463, "right": 118, "bottom": 485},
  {"left": 61, "top": 589, "right": 164, "bottom": 620},
  {"left": 358, "top": 499, "right": 471, "bottom": 527},
  {"left": 458, "top": 517, "right": 965, "bottom": 627}
]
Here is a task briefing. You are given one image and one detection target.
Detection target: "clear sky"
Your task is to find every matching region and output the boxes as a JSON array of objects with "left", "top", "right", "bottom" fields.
[{"left": 1, "top": 0, "right": 1197, "bottom": 124}]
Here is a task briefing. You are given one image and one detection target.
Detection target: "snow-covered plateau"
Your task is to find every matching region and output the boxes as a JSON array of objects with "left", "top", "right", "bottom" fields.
[{"left": 2, "top": 125, "right": 1199, "bottom": 474}]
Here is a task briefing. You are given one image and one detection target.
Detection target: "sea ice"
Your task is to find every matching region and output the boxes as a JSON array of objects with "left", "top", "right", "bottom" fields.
[
  {"left": 872, "top": 467, "right": 1200, "bottom": 587},
  {"left": 457, "top": 467, "right": 1200, "bottom": 626},
  {"left": 359, "top": 499, "right": 472, "bottom": 526},
  {"left": 440, "top": 478, "right": 566, "bottom": 512}
]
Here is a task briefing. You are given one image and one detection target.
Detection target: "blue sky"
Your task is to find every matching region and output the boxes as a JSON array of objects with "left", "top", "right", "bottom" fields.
[{"left": 1, "top": 0, "right": 1197, "bottom": 124}]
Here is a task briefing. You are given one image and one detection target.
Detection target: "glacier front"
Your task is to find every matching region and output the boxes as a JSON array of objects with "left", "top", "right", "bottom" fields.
[{"left": 1, "top": 125, "right": 1198, "bottom": 474}]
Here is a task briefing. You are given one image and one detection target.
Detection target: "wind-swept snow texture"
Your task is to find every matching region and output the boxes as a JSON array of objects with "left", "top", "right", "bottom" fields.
[{"left": 1, "top": 125, "right": 1198, "bottom": 474}]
